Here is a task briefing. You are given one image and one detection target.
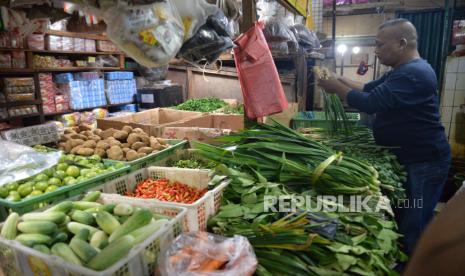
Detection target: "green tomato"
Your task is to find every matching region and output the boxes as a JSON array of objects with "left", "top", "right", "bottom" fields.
[
  {"left": 54, "top": 170, "right": 67, "bottom": 180},
  {"left": 56, "top": 163, "right": 69, "bottom": 172},
  {"left": 0, "top": 186, "right": 9, "bottom": 198},
  {"left": 34, "top": 174, "right": 49, "bottom": 182},
  {"left": 78, "top": 159, "right": 90, "bottom": 166},
  {"left": 59, "top": 155, "right": 66, "bottom": 163},
  {"left": 17, "top": 184, "right": 33, "bottom": 197},
  {"left": 30, "top": 190, "right": 43, "bottom": 197},
  {"left": 45, "top": 185, "right": 58, "bottom": 193},
  {"left": 65, "top": 154, "right": 75, "bottom": 161},
  {"left": 76, "top": 176, "right": 86, "bottom": 182},
  {"left": 63, "top": 176, "right": 75, "bottom": 185},
  {"left": 86, "top": 172, "right": 98, "bottom": 179},
  {"left": 94, "top": 163, "right": 105, "bottom": 169},
  {"left": 114, "top": 163, "right": 125, "bottom": 169},
  {"left": 66, "top": 179, "right": 78, "bottom": 186},
  {"left": 74, "top": 156, "right": 85, "bottom": 162},
  {"left": 6, "top": 182, "right": 19, "bottom": 192},
  {"left": 89, "top": 154, "right": 102, "bottom": 162},
  {"left": 23, "top": 181, "right": 35, "bottom": 187},
  {"left": 6, "top": 193, "right": 21, "bottom": 202},
  {"left": 66, "top": 166, "right": 80, "bottom": 178},
  {"left": 34, "top": 181, "right": 49, "bottom": 192},
  {"left": 48, "top": 178, "right": 62, "bottom": 187},
  {"left": 80, "top": 169, "right": 91, "bottom": 177},
  {"left": 43, "top": 168, "right": 54, "bottom": 178}
]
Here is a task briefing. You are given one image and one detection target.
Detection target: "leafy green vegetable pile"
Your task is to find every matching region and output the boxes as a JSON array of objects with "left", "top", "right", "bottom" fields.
[{"left": 175, "top": 97, "right": 227, "bottom": 112}]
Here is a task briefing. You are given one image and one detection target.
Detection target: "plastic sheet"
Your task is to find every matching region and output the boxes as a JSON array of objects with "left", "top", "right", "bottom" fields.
[
  {"left": 0, "top": 141, "right": 61, "bottom": 186},
  {"left": 138, "top": 64, "right": 169, "bottom": 81},
  {"left": 234, "top": 22, "right": 288, "bottom": 118},
  {"left": 160, "top": 232, "right": 257, "bottom": 276},
  {"left": 290, "top": 24, "right": 321, "bottom": 52},
  {"left": 103, "top": 1, "right": 184, "bottom": 68},
  {"left": 179, "top": 9, "right": 234, "bottom": 63},
  {"left": 172, "top": 0, "right": 216, "bottom": 41}
]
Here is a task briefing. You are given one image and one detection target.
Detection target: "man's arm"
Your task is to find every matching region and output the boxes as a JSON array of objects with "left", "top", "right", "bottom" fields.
[{"left": 337, "top": 76, "right": 365, "bottom": 91}]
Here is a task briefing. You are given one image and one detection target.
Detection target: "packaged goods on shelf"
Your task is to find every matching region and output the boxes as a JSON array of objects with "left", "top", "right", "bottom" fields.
[
  {"left": 8, "top": 105, "right": 38, "bottom": 117},
  {"left": 74, "top": 71, "right": 100, "bottom": 81},
  {"left": 96, "top": 40, "right": 119, "bottom": 52},
  {"left": 0, "top": 53, "right": 11, "bottom": 68},
  {"left": 85, "top": 39, "right": 96, "bottom": 52},
  {"left": 54, "top": 73, "right": 74, "bottom": 84},
  {"left": 0, "top": 108, "right": 7, "bottom": 119},
  {"left": 61, "top": 36, "right": 74, "bottom": 51},
  {"left": 105, "top": 79, "right": 137, "bottom": 104},
  {"left": 45, "top": 35, "right": 62, "bottom": 51},
  {"left": 39, "top": 73, "right": 58, "bottom": 113},
  {"left": 73, "top": 37, "right": 85, "bottom": 51},
  {"left": 11, "top": 50, "right": 26, "bottom": 68},
  {"left": 33, "top": 55, "right": 57, "bottom": 68},
  {"left": 27, "top": 34, "right": 45, "bottom": 50},
  {"left": 55, "top": 95, "right": 70, "bottom": 112},
  {"left": 68, "top": 79, "right": 106, "bottom": 109},
  {"left": 33, "top": 18, "right": 51, "bottom": 33},
  {"left": 3, "top": 78, "right": 35, "bottom": 102},
  {"left": 105, "top": 71, "right": 134, "bottom": 80}
]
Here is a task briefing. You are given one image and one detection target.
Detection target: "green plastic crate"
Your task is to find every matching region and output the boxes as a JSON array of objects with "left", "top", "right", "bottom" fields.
[
  {"left": 118, "top": 139, "right": 189, "bottom": 172},
  {"left": 291, "top": 111, "right": 360, "bottom": 129},
  {"left": 0, "top": 161, "right": 130, "bottom": 220}
]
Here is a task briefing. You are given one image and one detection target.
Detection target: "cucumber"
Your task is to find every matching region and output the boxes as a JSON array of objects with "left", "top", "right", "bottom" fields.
[
  {"left": 108, "top": 209, "right": 152, "bottom": 243},
  {"left": 53, "top": 231, "right": 69, "bottom": 243},
  {"left": 73, "top": 201, "right": 102, "bottom": 211},
  {"left": 90, "top": 231, "right": 108, "bottom": 249},
  {"left": 127, "top": 219, "right": 168, "bottom": 245},
  {"left": 70, "top": 238, "right": 98, "bottom": 263},
  {"left": 17, "top": 221, "right": 57, "bottom": 235},
  {"left": 67, "top": 222, "right": 99, "bottom": 236},
  {"left": 87, "top": 235, "right": 134, "bottom": 271},
  {"left": 81, "top": 191, "right": 101, "bottom": 202},
  {"left": 1, "top": 212, "right": 19, "bottom": 240},
  {"left": 22, "top": 212, "right": 66, "bottom": 224},
  {"left": 33, "top": 244, "right": 50, "bottom": 254},
  {"left": 95, "top": 211, "right": 120, "bottom": 235},
  {"left": 71, "top": 210, "right": 95, "bottom": 225},
  {"left": 51, "top": 243, "right": 82, "bottom": 266},
  {"left": 15, "top": 233, "right": 52, "bottom": 247},
  {"left": 113, "top": 203, "right": 133, "bottom": 216},
  {"left": 46, "top": 201, "right": 73, "bottom": 214},
  {"left": 75, "top": 228, "right": 90, "bottom": 241}
]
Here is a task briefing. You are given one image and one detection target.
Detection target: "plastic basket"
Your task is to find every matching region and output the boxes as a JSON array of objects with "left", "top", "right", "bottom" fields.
[
  {"left": 0, "top": 193, "right": 187, "bottom": 276},
  {"left": 0, "top": 161, "right": 130, "bottom": 221},
  {"left": 152, "top": 148, "right": 210, "bottom": 168},
  {"left": 291, "top": 111, "right": 360, "bottom": 129},
  {"left": 100, "top": 166, "right": 230, "bottom": 231},
  {"left": 117, "top": 139, "right": 188, "bottom": 172}
]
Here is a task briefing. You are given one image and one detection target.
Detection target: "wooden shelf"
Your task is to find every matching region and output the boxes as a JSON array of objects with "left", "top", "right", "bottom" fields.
[
  {"left": 0, "top": 113, "right": 41, "bottom": 122},
  {"left": 0, "top": 68, "right": 35, "bottom": 74},
  {"left": 32, "top": 67, "right": 122, "bottom": 72},
  {"left": 0, "top": 48, "right": 122, "bottom": 56},
  {"left": 0, "top": 100, "right": 42, "bottom": 108},
  {"left": 44, "top": 30, "right": 109, "bottom": 41}
]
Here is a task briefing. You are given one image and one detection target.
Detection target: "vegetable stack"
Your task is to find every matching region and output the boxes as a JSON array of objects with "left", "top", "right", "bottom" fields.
[
  {"left": 175, "top": 97, "right": 228, "bottom": 112},
  {"left": 0, "top": 191, "right": 169, "bottom": 271}
]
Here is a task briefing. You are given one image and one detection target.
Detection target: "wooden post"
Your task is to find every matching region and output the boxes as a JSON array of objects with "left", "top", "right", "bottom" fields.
[{"left": 240, "top": 0, "right": 256, "bottom": 33}]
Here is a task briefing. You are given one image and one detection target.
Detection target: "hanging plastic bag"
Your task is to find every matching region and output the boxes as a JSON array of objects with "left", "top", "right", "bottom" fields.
[
  {"left": 0, "top": 141, "right": 61, "bottom": 186},
  {"left": 160, "top": 232, "right": 257, "bottom": 276},
  {"left": 172, "top": 0, "right": 217, "bottom": 41},
  {"left": 103, "top": 0, "right": 184, "bottom": 68},
  {"left": 234, "top": 22, "right": 288, "bottom": 119},
  {"left": 178, "top": 10, "right": 234, "bottom": 63},
  {"left": 290, "top": 24, "right": 321, "bottom": 52},
  {"left": 138, "top": 64, "right": 169, "bottom": 81}
]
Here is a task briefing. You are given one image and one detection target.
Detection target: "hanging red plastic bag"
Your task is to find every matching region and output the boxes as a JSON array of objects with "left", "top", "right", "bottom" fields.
[{"left": 233, "top": 22, "right": 288, "bottom": 119}]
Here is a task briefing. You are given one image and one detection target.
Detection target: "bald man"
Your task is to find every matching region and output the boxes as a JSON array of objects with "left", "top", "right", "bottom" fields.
[{"left": 318, "top": 18, "right": 451, "bottom": 257}]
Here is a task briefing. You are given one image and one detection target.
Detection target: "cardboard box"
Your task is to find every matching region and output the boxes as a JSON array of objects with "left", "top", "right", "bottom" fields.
[
  {"left": 160, "top": 114, "right": 244, "bottom": 143},
  {"left": 97, "top": 108, "right": 203, "bottom": 135},
  {"left": 263, "top": 103, "right": 299, "bottom": 127}
]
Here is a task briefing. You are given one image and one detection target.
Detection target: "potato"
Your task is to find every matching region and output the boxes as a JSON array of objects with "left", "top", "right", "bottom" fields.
[
  {"left": 138, "top": 147, "right": 153, "bottom": 154},
  {"left": 93, "top": 129, "right": 103, "bottom": 136},
  {"left": 71, "top": 134, "right": 87, "bottom": 140},
  {"left": 122, "top": 126, "right": 133, "bottom": 134},
  {"left": 140, "top": 135, "right": 150, "bottom": 146},
  {"left": 108, "top": 139, "right": 121, "bottom": 147},
  {"left": 81, "top": 131, "right": 93, "bottom": 137},
  {"left": 101, "top": 128, "right": 117, "bottom": 140},
  {"left": 126, "top": 150, "right": 138, "bottom": 161},
  {"left": 77, "top": 147, "right": 94, "bottom": 156},
  {"left": 127, "top": 133, "right": 141, "bottom": 145},
  {"left": 150, "top": 137, "right": 162, "bottom": 150},
  {"left": 122, "top": 148, "right": 131, "bottom": 154},
  {"left": 113, "top": 130, "right": 129, "bottom": 141},
  {"left": 64, "top": 140, "right": 73, "bottom": 153},
  {"left": 121, "top": 143, "right": 130, "bottom": 148},
  {"left": 64, "top": 128, "right": 76, "bottom": 135},
  {"left": 137, "top": 153, "right": 147, "bottom": 159},
  {"left": 94, "top": 148, "right": 106, "bottom": 158},
  {"left": 79, "top": 125, "right": 92, "bottom": 132},
  {"left": 96, "top": 141, "right": 110, "bottom": 150},
  {"left": 90, "top": 135, "right": 101, "bottom": 141},
  {"left": 131, "top": 142, "right": 145, "bottom": 151},
  {"left": 132, "top": 128, "right": 144, "bottom": 134},
  {"left": 82, "top": 140, "right": 97, "bottom": 149},
  {"left": 107, "top": 146, "right": 124, "bottom": 161},
  {"left": 70, "top": 145, "right": 83, "bottom": 154},
  {"left": 157, "top": 138, "right": 167, "bottom": 145},
  {"left": 70, "top": 139, "right": 85, "bottom": 148}
]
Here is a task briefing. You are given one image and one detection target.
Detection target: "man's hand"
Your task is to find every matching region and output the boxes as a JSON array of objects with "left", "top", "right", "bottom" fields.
[{"left": 317, "top": 77, "right": 352, "bottom": 100}]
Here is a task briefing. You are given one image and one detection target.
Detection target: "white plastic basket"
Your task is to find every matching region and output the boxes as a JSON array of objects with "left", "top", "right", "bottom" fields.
[
  {"left": 101, "top": 166, "right": 230, "bottom": 232},
  {"left": 0, "top": 193, "right": 187, "bottom": 276}
]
